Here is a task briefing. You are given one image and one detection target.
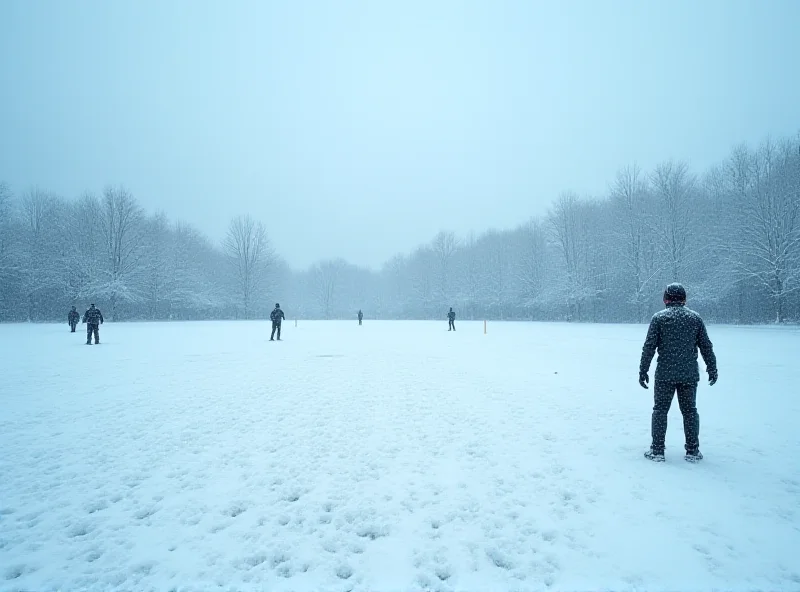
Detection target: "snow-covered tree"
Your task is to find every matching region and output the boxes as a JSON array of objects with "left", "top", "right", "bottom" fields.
[
  {"left": 223, "top": 214, "right": 273, "bottom": 319},
  {"left": 548, "top": 192, "right": 593, "bottom": 320},
  {"left": 610, "top": 164, "right": 660, "bottom": 321},
  {"left": 19, "top": 188, "right": 69, "bottom": 320},
  {"left": 516, "top": 219, "right": 549, "bottom": 312},
  {"left": 95, "top": 186, "right": 147, "bottom": 320},
  {"left": 725, "top": 138, "right": 800, "bottom": 322},
  {"left": 650, "top": 160, "right": 696, "bottom": 283},
  {"left": 2, "top": 128, "right": 798, "bottom": 324},
  {"left": 431, "top": 230, "right": 459, "bottom": 302},
  {"left": 313, "top": 259, "right": 347, "bottom": 319}
]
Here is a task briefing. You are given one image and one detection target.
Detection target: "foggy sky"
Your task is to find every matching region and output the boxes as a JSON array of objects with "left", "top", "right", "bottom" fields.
[{"left": 1, "top": 0, "right": 798, "bottom": 270}]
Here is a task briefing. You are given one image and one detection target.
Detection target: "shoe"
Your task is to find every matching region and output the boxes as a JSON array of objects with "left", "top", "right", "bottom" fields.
[
  {"left": 644, "top": 448, "right": 665, "bottom": 462},
  {"left": 685, "top": 450, "right": 703, "bottom": 463}
]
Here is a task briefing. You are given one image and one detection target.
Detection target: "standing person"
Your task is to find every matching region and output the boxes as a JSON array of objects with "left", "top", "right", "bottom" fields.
[
  {"left": 82, "top": 303, "right": 104, "bottom": 345},
  {"left": 639, "top": 283, "right": 718, "bottom": 463},
  {"left": 358, "top": 310, "right": 363, "bottom": 325},
  {"left": 448, "top": 307, "right": 456, "bottom": 331},
  {"left": 270, "top": 303, "right": 285, "bottom": 341},
  {"left": 68, "top": 306, "right": 80, "bottom": 332}
]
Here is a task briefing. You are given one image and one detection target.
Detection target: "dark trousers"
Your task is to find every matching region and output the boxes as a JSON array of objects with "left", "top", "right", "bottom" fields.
[
  {"left": 70, "top": 322, "right": 77, "bottom": 332},
  {"left": 359, "top": 319, "right": 362, "bottom": 325},
  {"left": 448, "top": 319, "right": 455, "bottom": 331},
  {"left": 651, "top": 381, "right": 699, "bottom": 453},
  {"left": 271, "top": 322, "right": 281, "bottom": 340},
  {"left": 86, "top": 323, "right": 100, "bottom": 344}
]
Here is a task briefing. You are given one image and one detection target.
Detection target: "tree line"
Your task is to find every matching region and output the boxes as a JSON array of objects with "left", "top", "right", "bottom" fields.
[{"left": 1, "top": 131, "right": 798, "bottom": 324}]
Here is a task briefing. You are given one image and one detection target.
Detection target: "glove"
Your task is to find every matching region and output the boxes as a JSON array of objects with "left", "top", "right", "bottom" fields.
[
  {"left": 639, "top": 371, "right": 649, "bottom": 389},
  {"left": 708, "top": 369, "right": 718, "bottom": 386}
]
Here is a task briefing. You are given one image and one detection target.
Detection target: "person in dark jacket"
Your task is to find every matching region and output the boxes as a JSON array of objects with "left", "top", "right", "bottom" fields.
[
  {"left": 358, "top": 310, "right": 363, "bottom": 325},
  {"left": 82, "top": 303, "right": 104, "bottom": 345},
  {"left": 270, "top": 303, "right": 285, "bottom": 341},
  {"left": 448, "top": 307, "right": 456, "bottom": 331},
  {"left": 639, "top": 283, "right": 718, "bottom": 463},
  {"left": 68, "top": 306, "right": 80, "bottom": 332}
]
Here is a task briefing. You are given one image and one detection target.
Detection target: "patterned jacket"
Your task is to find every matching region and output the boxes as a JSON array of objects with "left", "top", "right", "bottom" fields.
[
  {"left": 640, "top": 303, "right": 717, "bottom": 383},
  {"left": 83, "top": 307, "right": 104, "bottom": 326}
]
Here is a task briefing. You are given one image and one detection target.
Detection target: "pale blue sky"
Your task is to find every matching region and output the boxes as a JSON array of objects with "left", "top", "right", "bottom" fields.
[{"left": 1, "top": 0, "right": 798, "bottom": 269}]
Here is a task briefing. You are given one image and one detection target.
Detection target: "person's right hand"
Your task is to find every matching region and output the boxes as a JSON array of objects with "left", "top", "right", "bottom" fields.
[
  {"left": 639, "top": 372, "right": 649, "bottom": 389},
  {"left": 709, "top": 369, "right": 718, "bottom": 386}
]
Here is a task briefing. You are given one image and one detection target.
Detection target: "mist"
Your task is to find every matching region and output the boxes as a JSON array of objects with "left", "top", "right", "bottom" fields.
[{"left": 1, "top": 0, "right": 799, "bottom": 322}]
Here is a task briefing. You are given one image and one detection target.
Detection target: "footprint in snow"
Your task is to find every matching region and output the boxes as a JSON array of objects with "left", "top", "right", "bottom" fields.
[
  {"left": 134, "top": 506, "right": 158, "bottom": 520},
  {"left": 67, "top": 522, "right": 92, "bottom": 538},
  {"left": 486, "top": 547, "right": 514, "bottom": 570},
  {"left": 356, "top": 524, "right": 389, "bottom": 540},
  {"left": 224, "top": 502, "right": 247, "bottom": 518},
  {"left": 85, "top": 499, "right": 108, "bottom": 514},
  {"left": 541, "top": 530, "right": 558, "bottom": 543},
  {"left": 4, "top": 564, "right": 29, "bottom": 580},
  {"left": 336, "top": 564, "right": 353, "bottom": 580}
]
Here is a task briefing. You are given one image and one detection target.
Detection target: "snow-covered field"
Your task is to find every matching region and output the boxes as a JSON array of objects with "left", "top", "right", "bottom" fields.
[{"left": 1, "top": 320, "right": 799, "bottom": 592}]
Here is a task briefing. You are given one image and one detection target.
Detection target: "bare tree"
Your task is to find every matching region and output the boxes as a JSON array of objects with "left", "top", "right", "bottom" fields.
[
  {"left": 408, "top": 247, "right": 436, "bottom": 317},
  {"left": 0, "top": 183, "right": 17, "bottom": 275},
  {"left": 0, "top": 183, "right": 21, "bottom": 309},
  {"left": 548, "top": 192, "right": 591, "bottom": 320},
  {"left": 456, "top": 231, "right": 481, "bottom": 318},
  {"left": 314, "top": 259, "right": 346, "bottom": 319},
  {"left": 610, "top": 164, "right": 659, "bottom": 321},
  {"left": 224, "top": 214, "right": 273, "bottom": 319},
  {"left": 477, "top": 230, "right": 514, "bottom": 319},
  {"left": 516, "top": 218, "right": 548, "bottom": 311},
  {"left": 381, "top": 254, "right": 408, "bottom": 317},
  {"left": 142, "top": 212, "right": 175, "bottom": 319},
  {"left": 650, "top": 160, "right": 696, "bottom": 282},
  {"left": 431, "top": 230, "right": 459, "bottom": 301},
  {"left": 726, "top": 138, "right": 800, "bottom": 322},
  {"left": 67, "top": 192, "right": 104, "bottom": 303},
  {"left": 99, "top": 186, "right": 147, "bottom": 320},
  {"left": 20, "top": 188, "right": 67, "bottom": 320}
]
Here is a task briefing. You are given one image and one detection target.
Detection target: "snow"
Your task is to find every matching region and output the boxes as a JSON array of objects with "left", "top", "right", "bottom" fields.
[{"left": 1, "top": 320, "right": 799, "bottom": 591}]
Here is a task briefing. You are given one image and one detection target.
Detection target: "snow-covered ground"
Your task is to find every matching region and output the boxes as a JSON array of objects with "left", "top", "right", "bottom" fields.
[{"left": 1, "top": 320, "right": 799, "bottom": 591}]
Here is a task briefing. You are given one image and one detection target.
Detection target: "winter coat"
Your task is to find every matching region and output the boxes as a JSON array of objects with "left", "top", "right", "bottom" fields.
[
  {"left": 448, "top": 310, "right": 456, "bottom": 321},
  {"left": 83, "top": 308, "right": 104, "bottom": 326},
  {"left": 270, "top": 308, "right": 285, "bottom": 324},
  {"left": 68, "top": 310, "right": 80, "bottom": 324},
  {"left": 640, "top": 303, "right": 717, "bottom": 383}
]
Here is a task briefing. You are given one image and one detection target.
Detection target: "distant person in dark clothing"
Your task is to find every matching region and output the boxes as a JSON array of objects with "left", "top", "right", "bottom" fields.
[
  {"left": 68, "top": 306, "right": 80, "bottom": 332},
  {"left": 358, "top": 310, "right": 363, "bottom": 325},
  {"left": 639, "top": 283, "right": 718, "bottom": 463},
  {"left": 270, "top": 303, "right": 285, "bottom": 341},
  {"left": 448, "top": 307, "right": 456, "bottom": 331},
  {"left": 82, "top": 303, "right": 104, "bottom": 345}
]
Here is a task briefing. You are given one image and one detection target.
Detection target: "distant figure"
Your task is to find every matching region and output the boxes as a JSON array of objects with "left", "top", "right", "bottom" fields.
[
  {"left": 358, "top": 310, "right": 363, "bottom": 325},
  {"left": 82, "top": 303, "right": 104, "bottom": 345},
  {"left": 270, "top": 303, "right": 285, "bottom": 341},
  {"left": 68, "top": 306, "right": 80, "bottom": 333},
  {"left": 639, "top": 283, "right": 718, "bottom": 463},
  {"left": 448, "top": 307, "right": 456, "bottom": 331}
]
